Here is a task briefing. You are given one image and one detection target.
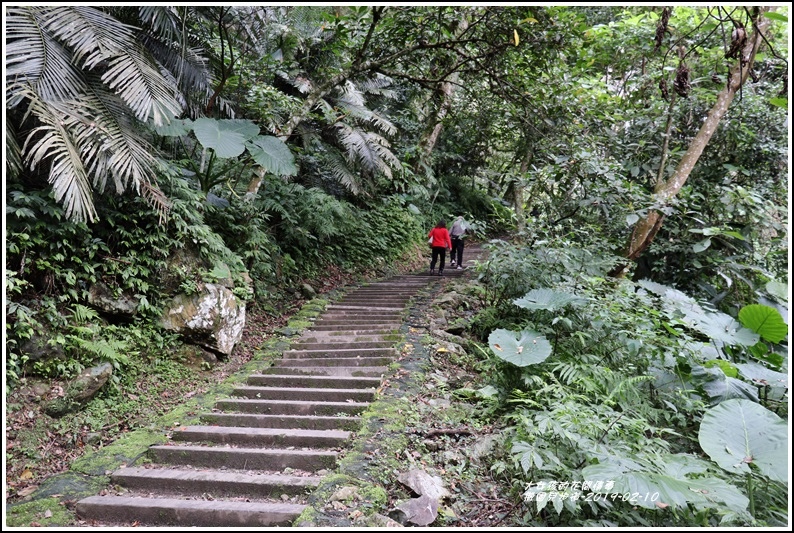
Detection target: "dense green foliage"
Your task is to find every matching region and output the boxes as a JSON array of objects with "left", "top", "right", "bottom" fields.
[
  {"left": 465, "top": 236, "right": 787, "bottom": 526},
  {"left": 4, "top": 5, "right": 788, "bottom": 526}
]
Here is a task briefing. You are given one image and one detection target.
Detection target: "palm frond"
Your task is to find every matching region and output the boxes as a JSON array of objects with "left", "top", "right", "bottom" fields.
[
  {"left": 5, "top": 7, "right": 87, "bottom": 105},
  {"left": 356, "top": 75, "right": 397, "bottom": 99},
  {"left": 334, "top": 123, "right": 400, "bottom": 179},
  {"left": 79, "top": 81, "right": 162, "bottom": 195},
  {"left": 136, "top": 5, "right": 181, "bottom": 41},
  {"left": 333, "top": 98, "right": 397, "bottom": 136},
  {"left": 323, "top": 148, "right": 363, "bottom": 195},
  {"left": 338, "top": 80, "right": 366, "bottom": 107},
  {"left": 6, "top": 121, "right": 23, "bottom": 180},
  {"left": 20, "top": 88, "right": 97, "bottom": 222}
]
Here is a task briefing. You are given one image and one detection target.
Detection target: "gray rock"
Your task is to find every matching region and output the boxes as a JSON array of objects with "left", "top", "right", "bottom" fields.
[
  {"left": 397, "top": 468, "right": 450, "bottom": 501},
  {"left": 468, "top": 434, "right": 501, "bottom": 462},
  {"left": 19, "top": 330, "right": 66, "bottom": 363},
  {"left": 160, "top": 283, "right": 246, "bottom": 355},
  {"left": 364, "top": 513, "right": 404, "bottom": 527},
  {"left": 393, "top": 494, "right": 439, "bottom": 526},
  {"left": 44, "top": 362, "right": 113, "bottom": 417},
  {"left": 87, "top": 282, "right": 139, "bottom": 316},
  {"left": 330, "top": 486, "right": 360, "bottom": 502},
  {"left": 300, "top": 283, "right": 317, "bottom": 298}
]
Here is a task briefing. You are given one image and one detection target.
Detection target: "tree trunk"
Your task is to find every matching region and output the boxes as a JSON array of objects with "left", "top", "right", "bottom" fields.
[
  {"left": 412, "top": 15, "right": 469, "bottom": 176},
  {"left": 515, "top": 143, "right": 533, "bottom": 233},
  {"left": 413, "top": 74, "right": 460, "bottom": 175},
  {"left": 613, "top": 7, "right": 774, "bottom": 275}
]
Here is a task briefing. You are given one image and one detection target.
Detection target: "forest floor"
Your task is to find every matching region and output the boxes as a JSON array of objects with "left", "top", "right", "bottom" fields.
[{"left": 6, "top": 246, "right": 524, "bottom": 527}]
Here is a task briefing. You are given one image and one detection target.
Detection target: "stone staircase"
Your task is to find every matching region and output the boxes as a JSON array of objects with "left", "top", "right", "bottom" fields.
[{"left": 75, "top": 247, "right": 483, "bottom": 527}]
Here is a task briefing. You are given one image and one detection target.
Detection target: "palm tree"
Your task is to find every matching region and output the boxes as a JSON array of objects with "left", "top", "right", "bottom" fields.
[{"left": 5, "top": 6, "right": 191, "bottom": 222}]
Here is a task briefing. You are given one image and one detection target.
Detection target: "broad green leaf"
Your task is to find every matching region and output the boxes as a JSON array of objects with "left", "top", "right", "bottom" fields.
[
  {"left": 764, "top": 281, "right": 788, "bottom": 303},
  {"left": 246, "top": 136, "right": 298, "bottom": 176},
  {"left": 488, "top": 328, "right": 552, "bottom": 367},
  {"left": 763, "top": 11, "right": 788, "bottom": 22},
  {"left": 738, "top": 304, "right": 788, "bottom": 343},
  {"left": 193, "top": 118, "right": 254, "bottom": 158},
  {"left": 688, "top": 311, "right": 760, "bottom": 346},
  {"left": 583, "top": 460, "right": 748, "bottom": 512},
  {"left": 768, "top": 97, "right": 788, "bottom": 109},
  {"left": 153, "top": 117, "right": 193, "bottom": 137},
  {"left": 513, "top": 288, "right": 585, "bottom": 311},
  {"left": 698, "top": 399, "right": 788, "bottom": 482},
  {"left": 693, "top": 238, "right": 711, "bottom": 253},
  {"left": 735, "top": 362, "right": 788, "bottom": 389},
  {"left": 704, "top": 359, "right": 738, "bottom": 378}
]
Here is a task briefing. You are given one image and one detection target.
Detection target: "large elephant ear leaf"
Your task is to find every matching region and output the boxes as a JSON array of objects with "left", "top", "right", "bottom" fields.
[
  {"left": 246, "top": 135, "right": 298, "bottom": 176},
  {"left": 153, "top": 117, "right": 193, "bottom": 137},
  {"left": 193, "top": 118, "right": 254, "bottom": 158},
  {"left": 698, "top": 399, "right": 788, "bottom": 482},
  {"left": 689, "top": 311, "right": 760, "bottom": 346},
  {"left": 513, "top": 288, "right": 585, "bottom": 311},
  {"left": 738, "top": 304, "right": 788, "bottom": 343},
  {"left": 764, "top": 280, "right": 788, "bottom": 304},
  {"left": 488, "top": 328, "right": 552, "bottom": 367}
]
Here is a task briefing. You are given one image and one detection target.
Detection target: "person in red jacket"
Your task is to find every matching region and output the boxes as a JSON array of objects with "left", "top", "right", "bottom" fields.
[{"left": 428, "top": 219, "right": 452, "bottom": 276}]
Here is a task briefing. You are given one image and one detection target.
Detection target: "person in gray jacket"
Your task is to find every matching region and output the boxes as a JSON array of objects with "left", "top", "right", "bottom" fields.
[{"left": 449, "top": 216, "right": 466, "bottom": 269}]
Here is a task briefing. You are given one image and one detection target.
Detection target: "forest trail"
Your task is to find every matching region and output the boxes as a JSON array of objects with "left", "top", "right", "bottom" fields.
[{"left": 74, "top": 246, "right": 486, "bottom": 527}]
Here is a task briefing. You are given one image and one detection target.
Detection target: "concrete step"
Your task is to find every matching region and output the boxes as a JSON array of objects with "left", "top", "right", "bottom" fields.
[
  {"left": 231, "top": 385, "right": 375, "bottom": 403},
  {"left": 110, "top": 467, "right": 321, "bottom": 497},
  {"left": 321, "top": 308, "right": 404, "bottom": 315},
  {"left": 171, "top": 425, "right": 352, "bottom": 448},
  {"left": 289, "top": 340, "right": 395, "bottom": 350},
  {"left": 149, "top": 445, "right": 338, "bottom": 471},
  {"left": 282, "top": 347, "right": 396, "bottom": 359},
  {"left": 277, "top": 356, "right": 393, "bottom": 367},
  {"left": 76, "top": 496, "right": 305, "bottom": 527},
  {"left": 312, "top": 319, "right": 401, "bottom": 326},
  {"left": 296, "top": 333, "right": 398, "bottom": 343},
  {"left": 329, "top": 301, "right": 406, "bottom": 308},
  {"left": 309, "top": 324, "right": 399, "bottom": 331},
  {"left": 324, "top": 305, "right": 405, "bottom": 312},
  {"left": 201, "top": 412, "right": 362, "bottom": 431},
  {"left": 247, "top": 374, "right": 382, "bottom": 389},
  {"left": 214, "top": 398, "right": 370, "bottom": 416},
  {"left": 265, "top": 366, "right": 388, "bottom": 377}
]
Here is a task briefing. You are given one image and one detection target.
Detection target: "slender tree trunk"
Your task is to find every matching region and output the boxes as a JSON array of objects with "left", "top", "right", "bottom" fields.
[
  {"left": 515, "top": 143, "right": 533, "bottom": 233},
  {"left": 612, "top": 7, "right": 774, "bottom": 275},
  {"left": 413, "top": 74, "right": 460, "bottom": 175},
  {"left": 412, "top": 15, "right": 469, "bottom": 176}
]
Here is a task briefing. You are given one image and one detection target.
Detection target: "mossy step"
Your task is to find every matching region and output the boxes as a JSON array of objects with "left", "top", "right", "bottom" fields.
[
  {"left": 320, "top": 307, "right": 404, "bottom": 315},
  {"left": 201, "top": 412, "right": 362, "bottom": 431},
  {"left": 247, "top": 374, "right": 382, "bottom": 389},
  {"left": 149, "top": 445, "right": 338, "bottom": 471},
  {"left": 171, "top": 425, "right": 352, "bottom": 447},
  {"left": 111, "top": 467, "right": 321, "bottom": 497},
  {"left": 311, "top": 319, "right": 402, "bottom": 326},
  {"left": 231, "top": 385, "right": 375, "bottom": 403},
  {"left": 289, "top": 340, "right": 395, "bottom": 350},
  {"left": 309, "top": 324, "right": 399, "bottom": 331},
  {"left": 277, "top": 356, "right": 394, "bottom": 367},
  {"left": 329, "top": 301, "right": 406, "bottom": 308},
  {"left": 76, "top": 496, "right": 305, "bottom": 527},
  {"left": 214, "top": 398, "right": 370, "bottom": 416},
  {"left": 282, "top": 347, "right": 396, "bottom": 358},
  {"left": 262, "top": 366, "right": 388, "bottom": 377}
]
